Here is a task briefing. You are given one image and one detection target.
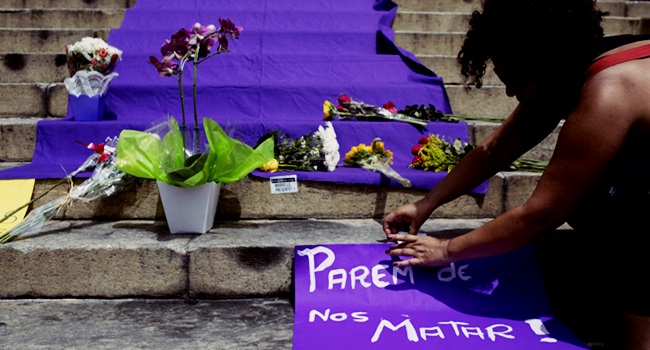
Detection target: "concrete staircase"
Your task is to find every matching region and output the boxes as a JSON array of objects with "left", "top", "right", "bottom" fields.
[{"left": 1, "top": 0, "right": 649, "bottom": 348}]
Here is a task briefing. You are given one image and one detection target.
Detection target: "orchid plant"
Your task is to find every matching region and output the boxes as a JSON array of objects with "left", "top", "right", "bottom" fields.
[{"left": 149, "top": 19, "right": 243, "bottom": 156}]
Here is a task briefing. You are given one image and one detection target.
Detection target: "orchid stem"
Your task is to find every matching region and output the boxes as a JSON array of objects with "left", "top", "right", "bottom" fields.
[
  {"left": 177, "top": 69, "right": 187, "bottom": 156},
  {"left": 192, "top": 46, "right": 200, "bottom": 155}
]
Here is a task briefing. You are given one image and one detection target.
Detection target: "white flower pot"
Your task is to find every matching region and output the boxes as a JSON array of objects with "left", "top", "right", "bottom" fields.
[{"left": 156, "top": 181, "right": 221, "bottom": 234}]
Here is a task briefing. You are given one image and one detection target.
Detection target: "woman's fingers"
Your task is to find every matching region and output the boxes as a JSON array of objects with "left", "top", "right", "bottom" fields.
[
  {"left": 387, "top": 233, "right": 418, "bottom": 242},
  {"left": 392, "top": 258, "right": 423, "bottom": 267},
  {"left": 385, "top": 247, "right": 418, "bottom": 257}
]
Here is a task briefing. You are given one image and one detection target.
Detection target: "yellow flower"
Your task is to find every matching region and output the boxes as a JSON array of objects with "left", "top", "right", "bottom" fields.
[
  {"left": 259, "top": 158, "right": 279, "bottom": 172},
  {"left": 323, "top": 100, "right": 334, "bottom": 120}
]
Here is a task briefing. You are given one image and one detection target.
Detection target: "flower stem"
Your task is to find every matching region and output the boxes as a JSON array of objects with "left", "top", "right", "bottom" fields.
[
  {"left": 177, "top": 71, "right": 187, "bottom": 155},
  {"left": 192, "top": 46, "right": 200, "bottom": 155}
]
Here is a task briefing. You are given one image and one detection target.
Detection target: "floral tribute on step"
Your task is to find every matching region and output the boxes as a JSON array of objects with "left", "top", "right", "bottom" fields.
[
  {"left": 344, "top": 138, "right": 411, "bottom": 187},
  {"left": 117, "top": 19, "right": 273, "bottom": 189},
  {"left": 410, "top": 134, "right": 549, "bottom": 173},
  {"left": 323, "top": 94, "right": 428, "bottom": 126},
  {"left": 257, "top": 122, "right": 341, "bottom": 173},
  {"left": 64, "top": 37, "right": 123, "bottom": 121},
  {"left": 0, "top": 137, "right": 130, "bottom": 243}
]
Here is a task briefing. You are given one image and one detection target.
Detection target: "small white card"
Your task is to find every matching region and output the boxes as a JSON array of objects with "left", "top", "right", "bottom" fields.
[{"left": 270, "top": 175, "right": 298, "bottom": 194}]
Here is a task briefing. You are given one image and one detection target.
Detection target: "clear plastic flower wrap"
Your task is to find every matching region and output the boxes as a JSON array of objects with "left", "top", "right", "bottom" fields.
[
  {"left": 0, "top": 137, "right": 130, "bottom": 243},
  {"left": 323, "top": 94, "right": 428, "bottom": 127},
  {"left": 64, "top": 70, "right": 119, "bottom": 97},
  {"left": 344, "top": 138, "right": 411, "bottom": 187}
]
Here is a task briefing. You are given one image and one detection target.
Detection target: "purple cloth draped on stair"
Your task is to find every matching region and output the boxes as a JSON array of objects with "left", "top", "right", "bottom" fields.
[{"left": 0, "top": 0, "right": 489, "bottom": 193}]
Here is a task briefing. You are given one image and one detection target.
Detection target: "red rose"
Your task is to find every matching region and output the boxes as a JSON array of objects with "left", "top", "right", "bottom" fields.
[
  {"left": 337, "top": 94, "right": 351, "bottom": 105},
  {"left": 90, "top": 58, "right": 98, "bottom": 66},
  {"left": 98, "top": 48, "right": 108, "bottom": 58},
  {"left": 111, "top": 54, "right": 118, "bottom": 63},
  {"left": 411, "top": 144, "right": 423, "bottom": 155},
  {"left": 411, "top": 156, "right": 422, "bottom": 165},
  {"left": 418, "top": 136, "right": 428, "bottom": 145},
  {"left": 337, "top": 105, "right": 346, "bottom": 112},
  {"left": 383, "top": 101, "right": 397, "bottom": 113}
]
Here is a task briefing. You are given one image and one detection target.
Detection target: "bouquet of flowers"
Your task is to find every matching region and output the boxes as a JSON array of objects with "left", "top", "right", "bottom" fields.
[
  {"left": 410, "top": 134, "right": 549, "bottom": 173},
  {"left": 410, "top": 134, "right": 474, "bottom": 172},
  {"left": 0, "top": 137, "right": 129, "bottom": 243},
  {"left": 323, "top": 94, "right": 428, "bottom": 126},
  {"left": 257, "top": 122, "right": 340, "bottom": 173},
  {"left": 66, "top": 37, "right": 122, "bottom": 77},
  {"left": 398, "top": 104, "right": 504, "bottom": 123},
  {"left": 64, "top": 37, "right": 122, "bottom": 98},
  {"left": 344, "top": 138, "right": 411, "bottom": 187},
  {"left": 148, "top": 19, "right": 242, "bottom": 156}
]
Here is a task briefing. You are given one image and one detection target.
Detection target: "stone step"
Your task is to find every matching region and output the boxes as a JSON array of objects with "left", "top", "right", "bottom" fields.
[
  {"left": 392, "top": 0, "right": 630, "bottom": 16},
  {"left": 0, "top": 218, "right": 586, "bottom": 299},
  {"left": 0, "top": 28, "right": 111, "bottom": 53},
  {"left": 0, "top": 82, "right": 517, "bottom": 119},
  {"left": 0, "top": 218, "right": 479, "bottom": 298},
  {"left": 0, "top": 298, "right": 293, "bottom": 350},
  {"left": 0, "top": 9, "right": 126, "bottom": 29},
  {"left": 393, "top": 12, "right": 650, "bottom": 35},
  {"left": 0, "top": 0, "right": 135, "bottom": 9},
  {"left": 0, "top": 170, "right": 536, "bottom": 221},
  {"left": 0, "top": 219, "right": 614, "bottom": 349},
  {"left": 0, "top": 165, "right": 548, "bottom": 222}
]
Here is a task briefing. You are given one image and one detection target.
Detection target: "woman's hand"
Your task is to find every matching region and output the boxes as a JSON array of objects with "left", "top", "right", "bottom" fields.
[
  {"left": 382, "top": 201, "right": 431, "bottom": 236},
  {"left": 385, "top": 234, "right": 452, "bottom": 267}
]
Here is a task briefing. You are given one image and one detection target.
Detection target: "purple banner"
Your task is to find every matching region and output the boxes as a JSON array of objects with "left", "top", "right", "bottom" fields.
[{"left": 293, "top": 244, "right": 588, "bottom": 349}]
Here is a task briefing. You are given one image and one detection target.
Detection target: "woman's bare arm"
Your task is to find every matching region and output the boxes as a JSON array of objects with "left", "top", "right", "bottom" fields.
[{"left": 388, "top": 66, "right": 639, "bottom": 266}]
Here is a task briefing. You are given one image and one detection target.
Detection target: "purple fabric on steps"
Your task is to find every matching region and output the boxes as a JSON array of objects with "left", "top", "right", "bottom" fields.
[{"left": 0, "top": 0, "right": 488, "bottom": 194}]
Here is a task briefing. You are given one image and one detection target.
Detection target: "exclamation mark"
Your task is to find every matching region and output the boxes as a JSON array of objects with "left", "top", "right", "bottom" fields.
[{"left": 525, "top": 319, "right": 557, "bottom": 343}]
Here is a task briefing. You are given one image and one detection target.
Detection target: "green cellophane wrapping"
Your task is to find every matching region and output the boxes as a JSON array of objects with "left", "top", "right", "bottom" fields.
[{"left": 116, "top": 118, "right": 274, "bottom": 188}]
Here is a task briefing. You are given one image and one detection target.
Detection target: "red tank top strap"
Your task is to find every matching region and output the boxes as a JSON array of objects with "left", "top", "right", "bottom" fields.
[{"left": 585, "top": 43, "right": 650, "bottom": 81}]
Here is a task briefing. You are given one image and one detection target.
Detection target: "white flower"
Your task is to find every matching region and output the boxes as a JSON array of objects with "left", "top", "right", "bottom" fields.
[{"left": 316, "top": 121, "right": 340, "bottom": 171}]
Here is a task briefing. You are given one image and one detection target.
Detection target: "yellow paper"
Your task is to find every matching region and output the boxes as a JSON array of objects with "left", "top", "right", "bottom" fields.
[{"left": 0, "top": 179, "right": 36, "bottom": 235}]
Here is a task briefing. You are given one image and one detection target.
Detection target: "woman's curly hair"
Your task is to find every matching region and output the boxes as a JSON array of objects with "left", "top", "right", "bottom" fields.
[{"left": 457, "top": 0, "right": 604, "bottom": 89}]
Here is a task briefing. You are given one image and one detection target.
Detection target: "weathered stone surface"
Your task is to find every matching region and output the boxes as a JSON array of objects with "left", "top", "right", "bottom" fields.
[
  {"left": 394, "top": 32, "right": 464, "bottom": 56},
  {"left": 1, "top": 0, "right": 136, "bottom": 9},
  {"left": 0, "top": 84, "right": 46, "bottom": 117},
  {"left": 0, "top": 221, "right": 188, "bottom": 297},
  {"left": 471, "top": 121, "right": 562, "bottom": 161},
  {"left": 0, "top": 298, "right": 293, "bottom": 350},
  {"left": 0, "top": 118, "right": 36, "bottom": 161},
  {"left": 0, "top": 29, "right": 110, "bottom": 53},
  {"left": 0, "top": 53, "right": 68, "bottom": 84},
  {"left": 0, "top": 9, "right": 125, "bottom": 29},
  {"left": 12, "top": 171, "right": 523, "bottom": 221},
  {"left": 502, "top": 172, "right": 541, "bottom": 211},
  {"left": 446, "top": 85, "right": 516, "bottom": 119},
  {"left": 0, "top": 218, "right": 493, "bottom": 298}
]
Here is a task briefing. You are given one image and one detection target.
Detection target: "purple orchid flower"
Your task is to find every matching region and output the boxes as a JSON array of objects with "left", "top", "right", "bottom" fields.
[
  {"left": 189, "top": 22, "right": 218, "bottom": 58},
  {"left": 161, "top": 28, "right": 190, "bottom": 59},
  {"left": 148, "top": 56, "right": 179, "bottom": 77},
  {"left": 218, "top": 18, "right": 243, "bottom": 38}
]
